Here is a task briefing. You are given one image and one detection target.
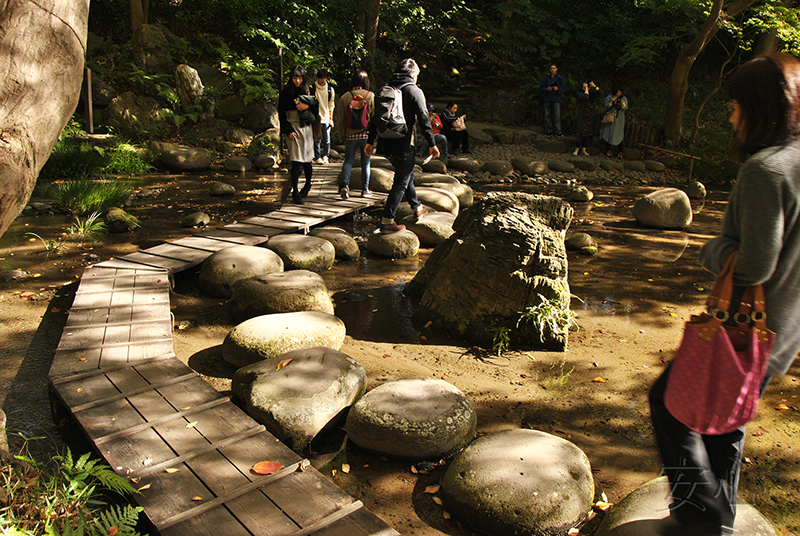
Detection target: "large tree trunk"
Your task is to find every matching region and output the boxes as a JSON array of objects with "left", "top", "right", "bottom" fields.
[
  {"left": 0, "top": 0, "right": 89, "bottom": 239},
  {"left": 131, "top": 0, "right": 150, "bottom": 33},
  {"left": 359, "top": 0, "right": 379, "bottom": 69},
  {"left": 664, "top": 0, "right": 762, "bottom": 142},
  {"left": 753, "top": 0, "right": 794, "bottom": 55}
]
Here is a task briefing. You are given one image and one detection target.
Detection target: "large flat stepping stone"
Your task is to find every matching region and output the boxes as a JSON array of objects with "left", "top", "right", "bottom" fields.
[
  {"left": 570, "top": 157, "right": 596, "bottom": 171},
  {"left": 419, "top": 181, "right": 473, "bottom": 209},
  {"left": 632, "top": 188, "right": 693, "bottom": 229},
  {"left": 222, "top": 311, "right": 346, "bottom": 368},
  {"left": 416, "top": 173, "right": 460, "bottom": 185},
  {"left": 644, "top": 160, "right": 666, "bottom": 172},
  {"left": 229, "top": 269, "right": 334, "bottom": 323},
  {"left": 199, "top": 245, "right": 284, "bottom": 298},
  {"left": 440, "top": 429, "right": 594, "bottom": 536},
  {"left": 448, "top": 157, "right": 482, "bottom": 173},
  {"left": 309, "top": 227, "right": 360, "bottom": 260},
  {"left": 366, "top": 229, "right": 420, "bottom": 259},
  {"left": 624, "top": 160, "right": 647, "bottom": 172},
  {"left": 162, "top": 145, "right": 212, "bottom": 171},
  {"left": 548, "top": 160, "right": 576, "bottom": 172},
  {"left": 594, "top": 476, "right": 777, "bottom": 536},
  {"left": 483, "top": 160, "right": 514, "bottom": 176},
  {"left": 267, "top": 234, "right": 335, "bottom": 272},
  {"left": 421, "top": 157, "right": 447, "bottom": 174},
  {"left": 345, "top": 377, "right": 476, "bottom": 459},
  {"left": 511, "top": 156, "right": 548, "bottom": 176},
  {"left": 402, "top": 212, "right": 457, "bottom": 247},
  {"left": 224, "top": 156, "right": 252, "bottom": 172},
  {"left": 344, "top": 167, "right": 394, "bottom": 193},
  {"left": 600, "top": 160, "right": 625, "bottom": 173},
  {"left": 232, "top": 347, "right": 366, "bottom": 452},
  {"left": 416, "top": 187, "right": 459, "bottom": 214}
]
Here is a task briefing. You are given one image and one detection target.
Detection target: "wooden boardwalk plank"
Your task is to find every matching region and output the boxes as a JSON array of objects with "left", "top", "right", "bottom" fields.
[
  {"left": 65, "top": 303, "right": 171, "bottom": 327},
  {"left": 142, "top": 243, "right": 216, "bottom": 264},
  {"left": 93, "top": 258, "right": 169, "bottom": 271},
  {"left": 195, "top": 228, "right": 267, "bottom": 245},
  {"left": 169, "top": 235, "right": 246, "bottom": 253}
]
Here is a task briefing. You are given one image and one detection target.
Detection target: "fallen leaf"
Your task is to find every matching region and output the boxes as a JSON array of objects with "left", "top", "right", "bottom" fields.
[
  {"left": 432, "top": 496, "right": 443, "bottom": 505},
  {"left": 131, "top": 477, "right": 141, "bottom": 484},
  {"left": 776, "top": 404, "right": 790, "bottom": 411},
  {"left": 143, "top": 456, "right": 152, "bottom": 466},
  {"left": 594, "top": 501, "right": 613, "bottom": 511},
  {"left": 568, "top": 528, "right": 580, "bottom": 535},
  {"left": 425, "top": 485, "right": 440, "bottom": 494},
  {"left": 76, "top": 387, "right": 83, "bottom": 393},
  {"left": 424, "top": 321, "right": 433, "bottom": 328},
  {"left": 251, "top": 461, "right": 284, "bottom": 475},
  {"left": 78, "top": 354, "right": 86, "bottom": 361},
  {"left": 420, "top": 335, "right": 427, "bottom": 341},
  {"left": 276, "top": 358, "right": 293, "bottom": 370},
  {"left": 341, "top": 464, "right": 351, "bottom": 474},
  {"left": 185, "top": 421, "right": 198, "bottom": 429},
  {"left": 138, "top": 483, "right": 151, "bottom": 491},
  {"left": 592, "top": 377, "right": 606, "bottom": 383},
  {"left": 411, "top": 466, "right": 418, "bottom": 474},
  {"left": 443, "top": 511, "right": 450, "bottom": 520},
  {"left": 192, "top": 496, "right": 204, "bottom": 501},
  {"left": 165, "top": 468, "right": 180, "bottom": 474},
  {"left": 109, "top": 526, "right": 118, "bottom": 536},
  {"left": 51, "top": 307, "right": 59, "bottom": 313}
]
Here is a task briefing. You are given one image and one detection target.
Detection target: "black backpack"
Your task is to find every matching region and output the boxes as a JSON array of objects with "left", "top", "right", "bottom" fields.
[{"left": 374, "top": 82, "right": 412, "bottom": 139}]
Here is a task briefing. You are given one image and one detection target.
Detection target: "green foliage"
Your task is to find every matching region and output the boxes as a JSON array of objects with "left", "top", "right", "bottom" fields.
[
  {"left": 516, "top": 294, "right": 577, "bottom": 344},
  {"left": 0, "top": 442, "right": 142, "bottom": 536},
  {"left": 489, "top": 320, "right": 511, "bottom": 356},
  {"left": 51, "top": 179, "right": 133, "bottom": 216},
  {"left": 68, "top": 212, "right": 108, "bottom": 244},
  {"left": 24, "top": 233, "right": 65, "bottom": 258}
]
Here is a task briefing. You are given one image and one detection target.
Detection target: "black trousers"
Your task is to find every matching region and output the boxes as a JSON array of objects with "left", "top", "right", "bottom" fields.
[{"left": 648, "top": 366, "right": 769, "bottom": 535}]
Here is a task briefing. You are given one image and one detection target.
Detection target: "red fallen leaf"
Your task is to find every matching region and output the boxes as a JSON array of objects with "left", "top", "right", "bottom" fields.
[
  {"left": 109, "top": 527, "right": 118, "bottom": 536},
  {"left": 420, "top": 335, "right": 427, "bottom": 341},
  {"left": 276, "top": 359, "right": 292, "bottom": 371},
  {"left": 776, "top": 404, "right": 790, "bottom": 411},
  {"left": 51, "top": 307, "right": 59, "bottom": 313},
  {"left": 252, "top": 461, "right": 283, "bottom": 475},
  {"left": 424, "top": 321, "right": 433, "bottom": 328}
]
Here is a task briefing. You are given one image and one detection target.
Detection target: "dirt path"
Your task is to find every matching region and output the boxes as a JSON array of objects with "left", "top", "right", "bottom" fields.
[{"left": 1, "top": 169, "right": 798, "bottom": 535}]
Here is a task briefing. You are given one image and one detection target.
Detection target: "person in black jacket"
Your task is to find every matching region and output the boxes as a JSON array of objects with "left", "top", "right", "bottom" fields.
[
  {"left": 278, "top": 64, "right": 318, "bottom": 204},
  {"left": 365, "top": 58, "right": 439, "bottom": 233}
]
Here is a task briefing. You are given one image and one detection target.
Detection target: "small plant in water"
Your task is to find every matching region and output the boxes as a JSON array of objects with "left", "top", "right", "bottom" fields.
[
  {"left": 68, "top": 212, "right": 107, "bottom": 244},
  {"left": 517, "top": 294, "right": 578, "bottom": 343},
  {"left": 489, "top": 320, "right": 512, "bottom": 356},
  {"left": 25, "top": 233, "right": 64, "bottom": 258},
  {"left": 0, "top": 437, "right": 143, "bottom": 535}
]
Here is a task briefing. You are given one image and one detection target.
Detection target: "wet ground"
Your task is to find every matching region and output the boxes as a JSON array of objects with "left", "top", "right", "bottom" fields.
[{"left": 1, "top": 168, "right": 799, "bottom": 535}]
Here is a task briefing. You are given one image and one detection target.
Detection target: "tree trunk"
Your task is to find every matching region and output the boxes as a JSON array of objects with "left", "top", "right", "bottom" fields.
[
  {"left": 664, "top": 0, "right": 762, "bottom": 142},
  {"left": 359, "top": 0, "right": 380, "bottom": 68},
  {"left": 0, "top": 0, "right": 89, "bottom": 239},
  {"left": 131, "top": 0, "right": 149, "bottom": 33},
  {"left": 753, "top": 0, "right": 793, "bottom": 55}
]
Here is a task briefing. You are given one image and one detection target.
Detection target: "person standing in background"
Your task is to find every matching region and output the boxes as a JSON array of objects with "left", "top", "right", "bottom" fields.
[
  {"left": 278, "top": 64, "right": 318, "bottom": 205},
  {"left": 540, "top": 63, "right": 565, "bottom": 137},
  {"left": 600, "top": 87, "right": 628, "bottom": 158},
  {"left": 313, "top": 69, "right": 335, "bottom": 164},
  {"left": 336, "top": 69, "right": 375, "bottom": 199},
  {"left": 573, "top": 80, "right": 601, "bottom": 156}
]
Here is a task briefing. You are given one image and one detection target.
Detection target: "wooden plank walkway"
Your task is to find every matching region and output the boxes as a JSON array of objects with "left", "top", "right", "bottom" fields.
[{"left": 48, "top": 164, "right": 399, "bottom": 536}]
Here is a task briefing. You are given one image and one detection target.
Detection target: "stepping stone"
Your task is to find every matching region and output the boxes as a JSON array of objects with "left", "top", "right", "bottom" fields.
[
  {"left": 224, "top": 156, "right": 253, "bottom": 172},
  {"left": 569, "top": 186, "right": 594, "bottom": 202},
  {"left": 548, "top": 160, "right": 576, "bottom": 173},
  {"left": 345, "top": 167, "right": 394, "bottom": 193},
  {"left": 162, "top": 145, "right": 212, "bottom": 171},
  {"left": 511, "top": 156, "right": 548, "bottom": 176},
  {"left": 440, "top": 429, "right": 594, "bottom": 536},
  {"left": 624, "top": 161, "right": 648, "bottom": 172},
  {"left": 535, "top": 139, "right": 568, "bottom": 153},
  {"left": 644, "top": 160, "right": 666, "bottom": 172},
  {"left": 565, "top": 233, "right": 597, "bottom": 256},
  {"left": 254, "top": 155, "right": 276, "bottom": 169},
  {"left": 419, "top": 181, "right": 473, "bottom": 209},
  {"left": 421, "top": 158, "right": 447, "bottom": 174},
  {"left": 228, "top": 269, "right": 334, "bottom": 323},
  {"left": 416, "top": 187, "right": 459, "bottom": 215},
  {"left": 483, "top": 160, "right": 514, "bottom": 177},
  {"left": 685, "top": 180, "right": 707, "bottom": 199},
  {"left": 570, "top": 158, "right": 596, "bottom": 171},
  {"left": 199, "top": 245, "right": 284, "bottom": 299},
  {"left": 232, "top": 347, "right": 366, "bottom": 452},
  {"left": 632, "top": 188, "right": 693, "bottom": 229},
  {"left": 416, "top": 173, "right": 459, "bottom": 185},
  {"left": 594, "top": 476, "right": 777, "bottom": 536},
  {"left": 345, "top": 377, "right": 476, "bottom": 459},
  {"left": 209, "top": 182, "right": 236, "bottom": 195},
  {"left": 366, "top": 229, "right": 420, "bottom": 259},
  {"left": 309, "top": 227, "right": 360, "bottom": 260},
  {"left": 448, "top": 157, "right": 482, "bottom": 173},
  {"left": 600, "top": 160, "right": 625, "bottom": 173},
  {"left": 402, "top": 212, "right": 457, "bottom": 247},
  {"left": 222, "top": 311, "right": 346, "bottom": 368},
  {"left": 181, "top": 211, "right": 210, "bottom": 228},
  {"left": 267, "top": 234, "right": 335, "bottom": 272}
]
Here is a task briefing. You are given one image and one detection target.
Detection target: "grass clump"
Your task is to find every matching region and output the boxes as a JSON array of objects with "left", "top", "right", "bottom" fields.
[
  {"left": 51, "top": 178, "right": 133, "bottom": 215},
  {"left": 68, "top": 212, "right": 108, "bottom": 244},
  {"left": 517, "top": 294, "right": 578, "bottom": 344},
  {"left": 0, "top": 439, "right": 143, "bottom": 536}
]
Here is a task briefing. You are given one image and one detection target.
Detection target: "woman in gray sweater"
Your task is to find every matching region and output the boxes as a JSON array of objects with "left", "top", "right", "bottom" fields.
[{"left": 650, "top": 53, "right": 800, "bottom": 536}]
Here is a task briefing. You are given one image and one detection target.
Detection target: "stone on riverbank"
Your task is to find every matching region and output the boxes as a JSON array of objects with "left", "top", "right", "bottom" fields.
[
  {"left": 199, "top": 245, "right": 283, "bottom": 298},
  {"left": 309, "top": 227, "right": 360, "bottom": 260},
  {"left": 228, "top": 269, "right": 333, "bottom": 323},
  {"left": 402, "top": 212, "right": 457, "bottom": 246},
  {"left": 162, "top": 145, "right": 212, "bottom": 171},
  {"left": 511, "top": 156, "right": 548, "bottom": 176},
  {"left": 416, "top": 187, "right": 459, "bottom": 214},
  {"left": 366, "top": 229, "right": 420, "bottom": 259},
  {"left": 632, "top": 188, "right": 693, "bottom": 230},
  {"left": 223, "top": 156, "right": 252, "bottom": 172},
  {"left": 266, "top": 235, "right": 335, "bottom": 272}
]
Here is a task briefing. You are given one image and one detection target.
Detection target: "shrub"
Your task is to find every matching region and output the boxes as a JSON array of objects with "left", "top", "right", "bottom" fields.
[{"left": 51, "top": 178, "right": 133, "bottom": 215}]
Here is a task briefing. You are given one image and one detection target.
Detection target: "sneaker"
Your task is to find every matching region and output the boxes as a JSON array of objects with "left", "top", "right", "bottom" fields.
[
  {"left": 581, "top": 148, "right": 590, "bottom": 156},
  {"left": 312, "top": 158, "right": 321, "bottom": 164},
  {"left": 322, "top": 156, "right": 329, "bottom": 164},
  {"left": 606, "top": 151, "right": 614, "bottom": 158},
  {"left": 292, "top": 190, "right": 304, "bottom": 205},
  {"left": 340, "top": 185, "right": 350, "bottom": 199},
  {"left": 361, "top": 189, "right": 373, "bottom": 198},
  {"left": 414, "top": 205, "right": 429, "bottom": 220},
  {"left": 380, "top": 221, "right": 406, "bottom": 233},
  {"left": 572, "top": 148, "right": 579, "bottom": 156}
]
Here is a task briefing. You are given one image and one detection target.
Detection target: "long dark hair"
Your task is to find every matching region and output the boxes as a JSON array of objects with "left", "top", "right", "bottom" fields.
[
  {"left": 288, "top": 64, "right": 310, "bottom": 95},
  {"left": 729, "top": 53, "right": 800, "bottom": 153},
  {"left": 350, "top": 70, "right": 370, "bottom": 91}
]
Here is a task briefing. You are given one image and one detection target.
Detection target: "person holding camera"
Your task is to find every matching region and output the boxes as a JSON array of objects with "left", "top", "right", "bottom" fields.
[
  {"left": 600, "top": 87, "right": 628, "bottom": 158},
  {"left": 574, "top": 80, "right": 602, "bottom": 156}
]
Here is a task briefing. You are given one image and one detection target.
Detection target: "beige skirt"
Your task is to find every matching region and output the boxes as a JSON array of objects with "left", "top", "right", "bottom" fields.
[{"left": 286, "top": 110, "right": 314, "bottom": 163}]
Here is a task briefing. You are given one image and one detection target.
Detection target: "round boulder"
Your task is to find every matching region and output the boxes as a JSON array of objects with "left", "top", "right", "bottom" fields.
[
  {"left": 104, "top": 207, "right": 140, "bottom": 233},
  {"left": 570, "top": 158, "right": 596, "bottom": 171},
  {"left": 632, "top": 188, "right": 693, "bottom": 229},
  {"left": 569, "top": 186, "right": 594, "bottom": 202},
  {"left": 624, "top": 161, "right": 648, "bottom": 172},
  {"left": 644, "top": 160, "right": 667, "bottom": 172},
  {"left": 309, "top": 227, "right": 360, "bottom": 260},
  {"left": 267, "top": 234, "right": 336, "bottom": 272},
  {"left": 232, "top": 347, "right": 366, "bottom": 452},
  {"left": 416, "top": 187, "right": 459, "bottom": 215},
  {"left": 422, "top": 182, "right": 473, "bottom": 209},
  {"left": 448, "top": 157, "right": 482, "bottom": 173},
  {"left": 162, "top": 145, "right": 212, "bottom": 171},
  {"left": 366, "top": 229, "right": 420, "bottom": 259},
  {"left": 422, "top": 158, "right": 448, "bottom": 174},
  {"left": 224, "top": 156, "right": 253, "bottom": 172},
  {"left": 222, "top": 311, "right": 346, "bottom": 368},
  {"left": 254, "top": 155, "right": 276, "bottom": 169},
  {"left": 483, "top": 160, "right": 514, "bottom": 177},
  {"left": 565, "top": 233, "right": 598, "bottom": 256},
  {"left": 209, "top": 182, "right": 236, "bottom": 196},
  {"left": 229, "top": 270, "right": 333, "bottom": 323},
  {"left": 402, "top": 212, "right": 457, "bottom": 247},
  {"left": 511, "top": 156, "right": 548, "bottom": 176},
  {"left": 199, "top": 245, "right": 284, "bottom": 298},
  {"left": 440, "top": 429, "right": 594, "bottom": 536},
  {"left": 548, "top": 160, "right": 576, "bottom": 173},
  {"left": 345, "top": 377, "right": 476, "bottom": 459},
  {"left": 686, "top": 180, "right": 707, "bottom": 199},
  {"left": 345, "top": 167, "right": 394, "bottom": 193},
  {"left": 600, "top": 160, "right": 625, "bottom": 173},
  {"left": 594, "top": 476, "right": 777, "bottom": 536},
  {"left": 416, "top": 173, "right": 459, "bottom": 185},
  {"left": 181, "top": 211, "right": 210, "bottom": 228}
]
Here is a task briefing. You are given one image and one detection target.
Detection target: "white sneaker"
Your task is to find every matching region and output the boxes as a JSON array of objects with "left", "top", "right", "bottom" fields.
[
  {"left": 322, "top": 156, "right": 329, "bottom": 164},
  {"left": 581, "top": 148, "right": 590, "bottom": 156},
  {"left": 312, "top": 158, "right": 321, "bottom": 164},
  {"left": 361, "top": 189, "right": 373, "bottom": 198},
  {"left": 572, "top": 148, "right": 579, "bottom": 156}
]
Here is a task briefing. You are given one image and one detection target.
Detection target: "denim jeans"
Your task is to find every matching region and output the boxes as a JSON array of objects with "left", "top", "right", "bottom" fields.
[
  {"left": 383, "top": 145, "right": 420, "bottom": 220},
  {"left": 314, "top": 123, "right": 331, "bottom": 158},
  {"left": 543, "top": 101, "right": 561, "bottom": 135},
  {"left": 416, "top": 134, "right": 450, "bottom": 157},
  {"left": 341, "top": 138, "right": 370, "bottom": 191}
]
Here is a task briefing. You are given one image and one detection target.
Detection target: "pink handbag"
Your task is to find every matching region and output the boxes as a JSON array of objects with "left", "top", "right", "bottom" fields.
[{"left": 664, "top": 251, "right": 774, "bottom": 435}]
